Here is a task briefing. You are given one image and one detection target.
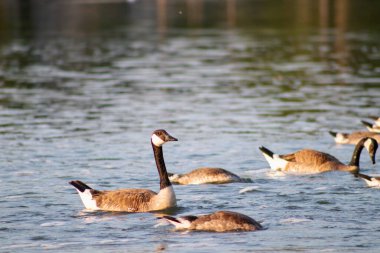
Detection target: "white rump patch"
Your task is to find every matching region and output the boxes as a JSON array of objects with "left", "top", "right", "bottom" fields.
[
  {"left": 168, "top": 174, "right": 179, "bottom": 181},
  {"left": 364, "top": 178, "right": 380, "bottom": 188},
  {"left": 335, "top": 133, "right": 348, "bottom": 144},
  {"left": 76, "top": 189, "right": 99, "bottom": 210},
  {"left": 261, "top": 152, "right": 288, "bottom": 171},
  {"left": 152, "top": 134, "right": 165, "bottom": 147},
  {"left": 165, "top": 217, "right": 192, "bottom": 229}
]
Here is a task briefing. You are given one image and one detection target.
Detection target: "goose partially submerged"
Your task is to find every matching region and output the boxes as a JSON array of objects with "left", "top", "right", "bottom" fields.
[
  {"left": 161, "top": 211, "right": 263, "bottom": 232},
  {"left": 329, "top": 131, "right": 380, "bottom": 145},
  {"left": 355, "top": 173, "right": 380, "bottom": 188},
  {"left": 259, "top": 137, "right": 378, "bottom": 174},
  {"left": 69, "top": 129, "right": 178, "bottom": 212},
  {"left": 361, "top": 120, "right": 380, "bottom": 133},
  {"left": 168, "top": 167, "right": 250, "bottom": 185}
]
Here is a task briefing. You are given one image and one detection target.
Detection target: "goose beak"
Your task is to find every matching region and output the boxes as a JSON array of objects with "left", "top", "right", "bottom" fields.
[{"left": 166, "top": 134, "right": 178, "bottom": 142}]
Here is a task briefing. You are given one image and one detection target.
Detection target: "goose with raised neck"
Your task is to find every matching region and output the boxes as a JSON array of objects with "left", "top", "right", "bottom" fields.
[
  {"left": 259, "top": 137, "right": 378, "bottom": 174},
  {"left": 69, "top": 129, "right": 178, "bottom": 212}
]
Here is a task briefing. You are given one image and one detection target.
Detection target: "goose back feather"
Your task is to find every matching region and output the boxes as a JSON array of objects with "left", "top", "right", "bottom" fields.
[{"left": 162, "top": 211, "right": 262, "bottom": 232}]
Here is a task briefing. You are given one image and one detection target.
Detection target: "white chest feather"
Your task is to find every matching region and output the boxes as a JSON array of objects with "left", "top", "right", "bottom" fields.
[
  {"left": 151, "top": 186, "right": 176, "bottom": 210},
  {"left": 335, "top": 133, "right": 349, "bottom": 144}
]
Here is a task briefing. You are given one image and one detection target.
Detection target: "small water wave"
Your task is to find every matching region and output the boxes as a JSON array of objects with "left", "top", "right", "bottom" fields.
[
  {"left": 280, "top": 217, "right": 313, "bottom": 224},
  {"left": 40, "top": 221, "right": 66, "bottom": 227},
  {"left": 239, "top": 186, "right": 260, "bottom": 194}
]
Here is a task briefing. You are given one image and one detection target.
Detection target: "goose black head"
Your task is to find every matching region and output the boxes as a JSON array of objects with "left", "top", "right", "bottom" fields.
[{"left": 151, "top": 129, "right": 178, "bottom": 147}]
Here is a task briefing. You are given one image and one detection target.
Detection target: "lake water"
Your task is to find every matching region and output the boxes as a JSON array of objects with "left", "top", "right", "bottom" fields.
[{"left": 1, "top": 0, "right": 380, "bottom": 252}]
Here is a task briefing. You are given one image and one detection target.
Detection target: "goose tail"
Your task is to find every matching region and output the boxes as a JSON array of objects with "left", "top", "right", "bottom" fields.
[
  {"left": 361, "top": 120, "right": 373, "bottom": 128},
  {"left": 259, "top": 146, "right": 274, "bottom": 158},
  {"left": 259, "top": 146, "right": 287, "bottom": 170},
  {"left": 69, "top": 180, "right": 99, "bottom": 210},
  {"left": 328, "top": 131, "right": 337, "bottom": 137},
  {"left": 161, "top": 215, "right": 196, "bottom": 229},
  {"left": 69, "top": 180, "right": 92, "bottom": 192},
  {"left": 167, "top": 173, "right": 180, "bottom": 184},
  {"left": 355, "top": 173, "right": 380, "bottom": 187},
  {"left": 355, "top": 173, "right": 372, "bottom": 181}
]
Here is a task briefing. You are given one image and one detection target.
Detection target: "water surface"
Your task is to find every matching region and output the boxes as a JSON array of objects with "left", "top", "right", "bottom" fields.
[{"left": 1, "top": 0, "right": 380, "bottom": 252}]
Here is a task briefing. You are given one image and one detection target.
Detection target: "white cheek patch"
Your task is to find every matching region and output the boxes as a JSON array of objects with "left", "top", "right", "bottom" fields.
[
  {"left": 152, "top": 134, "right": 165, "bottom": 147},
  {"left": 364, "top": 139, "right": 373, "bottom": 152}
]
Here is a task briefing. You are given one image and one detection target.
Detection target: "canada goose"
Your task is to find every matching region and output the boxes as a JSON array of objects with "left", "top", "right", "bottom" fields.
[
  {"left": 259, "top": 137, "right": 378, "bottom": 174},
  {"left": 361, "top": 120, "right": 380, "bottom": 133},
  {"left": 329, "top": 130, "right": 380, "bottom": 145},
  {"left": 355, "top": 173, "right": 380, "bottom": 188},
  {"left": 168, "top": 167, "right": 250, "bottom": 185},
  {"left": 161, "top": 211, "right": 262, "bottom": 232},
  {"left": 69, "top": 129, "right": 178, "bottom": 212}
]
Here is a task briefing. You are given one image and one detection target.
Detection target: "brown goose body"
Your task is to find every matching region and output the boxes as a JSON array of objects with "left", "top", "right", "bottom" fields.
[
  {"left": 278, "top": 149, "right": 351, "bottom": 174},
  {"left": 163, "top": 211, "right": 262, "bottom": 232},
  {"left": 69, "top": 129, "right": 178, "bottom": 212},
  {"left": 169, "top": 167, "right": 246, "bottom": 185},
  {"left": 70, "top": 184, "right": 175, "bottom": 212},
  {"left": 329, "top": 131, "right": 380, "bottom": 145},
  {"left": 259, "top": 137, "right": 378, "bottom": 174}
]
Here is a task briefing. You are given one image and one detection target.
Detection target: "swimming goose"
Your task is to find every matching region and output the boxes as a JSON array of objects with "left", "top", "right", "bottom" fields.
[
  {"left": 355, "top": 173, "right": 380, "bottom": 188},
  {"left": 361, "top": 120, "right": 380, "bottom": 133},
  {"left": 168, "top": 167, "right": 250, "bottom": 185},
  {"left": 69, "top": 129, "right": 178, "bottom": 212},
  {"left": 259, "top": 137, "right": 378, "bottom": 174},
  {"left": 329, "top": 130, "right": 380, "bottom": 145},
  {"left": 161, "top": 211, "right": 262, "bottom": 232}
]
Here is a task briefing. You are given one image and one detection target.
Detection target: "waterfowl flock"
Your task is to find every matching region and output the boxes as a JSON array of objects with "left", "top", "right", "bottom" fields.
[{"left": 69, "top": 116, "right": 380, "bottom": 233}]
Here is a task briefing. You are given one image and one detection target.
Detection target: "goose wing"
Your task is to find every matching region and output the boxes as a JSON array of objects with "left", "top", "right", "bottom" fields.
[
  {"left": 92, "top": 189, "right": 157, "bottom": 212},
  {"left": 281, "top": 149, "right": 341, "bottom": 165},
  {"left": 188, "top": 167, "right": 238, "bottom": 177},
  {"left": 192, "top": 211, "right": 262, "bottom": 232}
]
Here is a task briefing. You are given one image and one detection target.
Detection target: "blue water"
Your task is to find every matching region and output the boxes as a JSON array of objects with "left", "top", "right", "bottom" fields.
[{"left": 1, "top": 0, "right": 380, "bottom": 252}]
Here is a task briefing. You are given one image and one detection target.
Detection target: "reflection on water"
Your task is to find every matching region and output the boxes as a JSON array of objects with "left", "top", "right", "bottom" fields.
[{"left": 1, "top": 0, "right": 380, "bottom": 252}]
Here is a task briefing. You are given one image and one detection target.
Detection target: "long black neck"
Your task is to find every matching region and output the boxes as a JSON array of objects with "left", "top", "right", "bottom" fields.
[
  {"left": 349, "top": 139, "right": 366, "bottom": 166},
  {"left": 152, "top": 141, "right": 172, "bottom": 190}
]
